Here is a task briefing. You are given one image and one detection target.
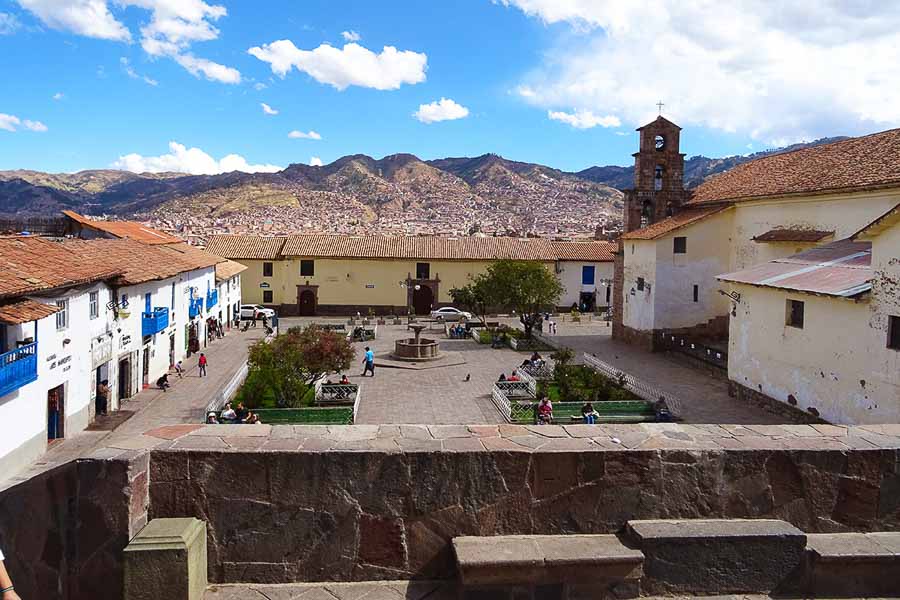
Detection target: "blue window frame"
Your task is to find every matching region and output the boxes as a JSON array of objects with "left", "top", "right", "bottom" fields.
[
  {"left": 582, "top": 265, "right": 595, "bottom": 285},
  {"left": 144, "top": 292, "right": 151, "bottom": 313}
]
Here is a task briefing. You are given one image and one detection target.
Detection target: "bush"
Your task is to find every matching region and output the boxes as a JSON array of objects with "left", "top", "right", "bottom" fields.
[{"left": 541, "top": 364, "right": 638, "bottom": 404}]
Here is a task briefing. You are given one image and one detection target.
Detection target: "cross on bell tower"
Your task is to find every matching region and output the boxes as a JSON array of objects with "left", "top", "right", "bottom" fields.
[{"left": 622, "top": 114, "right": 687, "bottom": 232}]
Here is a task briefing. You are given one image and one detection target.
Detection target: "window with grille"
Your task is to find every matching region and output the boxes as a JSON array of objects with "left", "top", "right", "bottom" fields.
[
  {"left": 56, "top": 299, "right": 68, "bottom": 329},
  {"left": 89, "top": 291, "right": 99, "bottom": 319}
]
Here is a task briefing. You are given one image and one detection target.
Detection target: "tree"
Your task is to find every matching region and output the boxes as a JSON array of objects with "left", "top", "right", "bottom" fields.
[
  {"left": 449, "top": 273, "right": 494, "bottom": 326},
  {"left": 485, "top": 260, "right": 563, "bottom": 338},
  {"left": 245, "top": 325, "right": 354, "bottom": 407}
]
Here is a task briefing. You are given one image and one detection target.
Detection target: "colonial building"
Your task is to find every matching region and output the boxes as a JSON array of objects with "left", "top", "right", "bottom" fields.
[
  {"left": 613, "top": 122, "right": 900, "bottom": 423},
  {"left": 0, "top": 232, "right": 239, "bottom": 477},
  {"left": 205, "top": 235, "right": 615, "bottom": 316}
]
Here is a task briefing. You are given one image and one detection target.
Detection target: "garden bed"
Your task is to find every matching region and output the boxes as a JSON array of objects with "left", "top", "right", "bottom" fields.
[
  {"left": 509, "top": 400, "right": 656, "bottom": 425},
  {"left": 253, "top": 407, "right": 353, "bottom": 425}
]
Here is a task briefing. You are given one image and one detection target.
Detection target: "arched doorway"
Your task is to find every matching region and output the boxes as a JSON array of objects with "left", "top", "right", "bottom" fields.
[
  {"left": 299, "top": 289, "right": 316, "bottom": 316},
  {"left": 297, "top": 284, "right": 318, "bottom": 316},
  {"left": 412, "top": 285, "right": 434, "bottom": 315}
]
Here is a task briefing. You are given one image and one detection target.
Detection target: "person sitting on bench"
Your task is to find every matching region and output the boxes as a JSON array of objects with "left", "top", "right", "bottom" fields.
[
  {"left": 581, "top": 402, "right": 600, "bottom": 424},
  {"left": 536, "top": 396, "right": 553, "bottom": 424},
  {"left": 220, "top": 402, "right": 237, "bottom": 423}
]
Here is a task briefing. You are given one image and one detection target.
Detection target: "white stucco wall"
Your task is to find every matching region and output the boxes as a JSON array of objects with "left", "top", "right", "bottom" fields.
[
  {"left": 727, "top": 282, "right": 900, "bottom": 424},
  {"left": 556, "top": 261, "right": 614, "bottom": 309},
  {"left": 622, "top": 239, "right": 658, "bottom": 331}
]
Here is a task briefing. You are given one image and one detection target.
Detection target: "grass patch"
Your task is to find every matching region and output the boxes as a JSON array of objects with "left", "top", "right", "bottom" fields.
[{"left": 252, "top": 407, "right": 352, "bottom": 425}]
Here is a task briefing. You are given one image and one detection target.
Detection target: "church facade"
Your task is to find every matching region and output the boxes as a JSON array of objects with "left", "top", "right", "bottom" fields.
[{"left": 612, "top": 121, "right": 900, "bottom": 423}]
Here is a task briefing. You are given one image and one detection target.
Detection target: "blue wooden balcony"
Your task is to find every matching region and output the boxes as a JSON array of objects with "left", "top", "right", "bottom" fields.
[
  {"left": 206, "top": 289, "right": 218, "bottom": 311},
  {"left": 189, "top": 297, "right": 203, "bottom": 318},
  {"left": 0, "top": 342, "right": 38, "bottom": 398},
  {"left": 142, "top": 307, "right": 169, "bottom": 336}
]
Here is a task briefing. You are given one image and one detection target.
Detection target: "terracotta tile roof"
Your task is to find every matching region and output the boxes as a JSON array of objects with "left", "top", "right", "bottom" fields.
[
  {"left": 752, "top": 229, "right": 834, "bottom": 243},
  {"left": 280, "top": 235, "right": 557, "bottom": 261},
  {"left": 853, "top": 202, "right": 900, "bottom": 240},
  {"left": 60, "top": 238, "right": 212, "bottom": 286},
  {"left": 0, "top": 236, "right": 121, "bottom": 299},
  {"left": 0, "top": 298, "right": 61, "bottom": 324},
  {"left": 156, "top": 242, "right": 224, "bottom": 270},
  {"left": 690, "top": 128, "right": 900, "bottom": 205},
  {"left": 718, "top": 239, "right": 873, "bottom": 298},
  {"left": 215, "top": 259, "right": 248, "bottom": 282},
  {"left": 551, "top": 241, "right": 616, "bottom": 262},
  {"left": 63, "top": 210, "right": 184, "bottom": 245},
  {"left": 205, "top": 235, "right": 287, "bottom": 260},
  {"left": 621, "top": 206, "right": 729, "bottom": 240}
]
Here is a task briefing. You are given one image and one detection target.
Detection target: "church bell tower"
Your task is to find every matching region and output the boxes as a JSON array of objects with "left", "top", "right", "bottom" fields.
[{"left": 623, "top": 116, "right": 687, "bottom": 232}]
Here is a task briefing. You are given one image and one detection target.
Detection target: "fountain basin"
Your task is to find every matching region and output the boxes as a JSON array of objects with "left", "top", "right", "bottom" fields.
[{"left": 393, "top": 338, "right": 441, "bottom": 361}]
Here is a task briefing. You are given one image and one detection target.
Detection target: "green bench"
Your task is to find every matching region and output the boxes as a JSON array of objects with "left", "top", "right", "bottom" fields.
[
  {"left": 511, "top": 401, "right": 657, "bottom": 425},
  {"left": 210, "top": 407, "right": 352, "bottom": 425}
]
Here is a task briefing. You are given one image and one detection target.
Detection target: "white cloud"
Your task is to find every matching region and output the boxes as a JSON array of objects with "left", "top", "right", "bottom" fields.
[
  {"left": 121, "top": 56, "right": 159, "bottom": 86},
  {"left": 0, "top": 12, "right": 21, "bottom": 35},
  {"left": 548, "top": 109, "right": 620, "bottom": 129},
  {"left": 288, "top": 130, "right": 322, "bottom": 140},
  {"left": 261, "top": 102, "right": 278, "bottom": 115},
  {"left": 53, "top": 92, "right": 64, "bottom": 100},
  {"left": 309, "top": 156, "right": 323, "bottom": 166},
  {"left": 112, "top": 141, "right": 281, "bottom": 174},
  {"left": 341, "top": 30, "right": 360, "bottom": 42},
  {"left": 253, "top": 82, "right": 267, "bottom": 91},
  {"left": 248, "top": 40, "right": 427, "bottom": 90},
  {"left": 18, "top": 0, "right": 240, "bottom": 84},
  {"left": 414, "top": 97, "right": 469, "bottom": 124},
  {"left": 0, "top": 113, "right": 47, "bottom": 132},
  {"left": 17, "top": 0, "right": 131, "bottom": 40},
  {"left": 501, "top": 0, "right": 900, "bottom": 143}
]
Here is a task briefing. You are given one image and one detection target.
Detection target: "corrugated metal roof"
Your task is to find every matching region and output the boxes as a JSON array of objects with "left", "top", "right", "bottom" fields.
[{"left": 717, "top": 239, "right": 873, "bottom": 297}]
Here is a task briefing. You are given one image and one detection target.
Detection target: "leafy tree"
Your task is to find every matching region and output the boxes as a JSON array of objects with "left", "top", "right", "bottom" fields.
[
  {"left": 449, "top": 274, "right": 494, "bottom": 326},
  {"left": 245, "top": 325, "right": 354, "bottom": 408},
  {"left": 484, "top": 260, "right": 563, "bottom": 338}
]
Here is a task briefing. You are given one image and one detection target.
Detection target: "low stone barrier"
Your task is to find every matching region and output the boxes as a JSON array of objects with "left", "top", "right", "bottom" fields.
[{"left": 124, "top": 518, "right": 207, "bottom": 600}]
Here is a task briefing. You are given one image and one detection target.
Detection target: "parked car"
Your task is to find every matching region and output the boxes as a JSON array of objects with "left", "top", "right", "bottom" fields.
[
  {"left": 430, "top": 306, "right": 473, "bottom": 321},
  {"left": 240, "top": 304, "right": 276, "bottom": 320}
]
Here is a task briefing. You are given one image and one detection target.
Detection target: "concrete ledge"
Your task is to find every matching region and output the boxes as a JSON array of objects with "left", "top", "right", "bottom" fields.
[
  {"left": 626, "top": 519, "right": 806, "bottom": 594},
  {"left": 124, "top": 517, "right": 207, "bottom": 600},
  {"left": 454, "top": 534, "right": 643, "bottom": 597},
  {"left": 806, "top": 532, "right": 900, "bottom": 596}
]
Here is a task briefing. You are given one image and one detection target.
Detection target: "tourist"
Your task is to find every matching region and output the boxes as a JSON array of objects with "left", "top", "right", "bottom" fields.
[
  {"left": 530, "top": 352, "right": 543, "bottom": 366},
  {"left": 220, "top": 402, "right": 237, "bottom": 422},
  {"left": 234, "top": 402, "right": 251, "bottom": 423},
  {"left": 498, "top": 373, "right": 507, "bottom": 382},
  {"left": 581, "top": 402, "right": 600, "bottom": 425},
  {"left": 198, "top": 353, "right": 207, "bottom": 377},
  {"left": 246, "top": 413, "right": 261, "bottom": 425},
  {"left": 0, "top": 547, "right": 22, "bottom": 600},
  {"left": 156, "top": 373, "right": 170, "bottom": 392},
  {"left": 206, "top": 412, "right": 219, "bottom": 424},
  {"left": 537, "top": 397, "right": 553, "bottom": 424},
  {"left": 261, "top": 314, "right": 269, "bottom": 330},
  {"left": 362, "top": 346, "right": 375, "bottom": 377},
  {"left": 174, "top": 360, "right": 185, "bottom": 378},
  {"left": 340, "top": 374, "right": 350, "bottom": 384},
  {"left": 507, "top": 370, "right": 520, "bottom": 382},
  {"left": 96, "top": 379, "right": 109, "bottom": 416}
]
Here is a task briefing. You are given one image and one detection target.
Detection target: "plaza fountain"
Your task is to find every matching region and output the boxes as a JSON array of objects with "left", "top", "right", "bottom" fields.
[{"left": 393, "top": 324, "right": 441, "bottom": 361}]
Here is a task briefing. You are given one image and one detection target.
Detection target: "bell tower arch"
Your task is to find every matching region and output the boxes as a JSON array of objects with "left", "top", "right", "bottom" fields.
[{"left": 623, "top": 116, "right": 687, "bottom": 232}]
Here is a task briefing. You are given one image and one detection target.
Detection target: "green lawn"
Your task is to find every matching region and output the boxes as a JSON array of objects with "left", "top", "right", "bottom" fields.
[{"left": 250, "top": 407, "right": 352, "bottom": 425}]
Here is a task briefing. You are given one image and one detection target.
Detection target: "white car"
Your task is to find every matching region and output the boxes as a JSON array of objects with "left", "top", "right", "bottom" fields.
[
  {"left": 430, "top": 306, "right": 473, "bottom": 321},
  {"left": 240, "top": 304, "right": 275, "bottom": 320}
]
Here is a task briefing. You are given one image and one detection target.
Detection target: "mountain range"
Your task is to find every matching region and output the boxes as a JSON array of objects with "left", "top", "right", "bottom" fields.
[{"left": 0, "top": 137, "right": 847, "bottom": 238}]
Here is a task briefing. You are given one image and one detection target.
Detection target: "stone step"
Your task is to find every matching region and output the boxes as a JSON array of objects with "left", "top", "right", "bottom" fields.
[
  {"left": 625, "top": 519, "right": 806, "bottom": 595},
  {"left": 453, "top": 534, "right": 643, "bottom": 598},
  {"left": 806, "top": 532, "right": 900, "bottom": 596}
]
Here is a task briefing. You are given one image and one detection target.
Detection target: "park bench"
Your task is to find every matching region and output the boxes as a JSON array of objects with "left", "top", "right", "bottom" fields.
[
  {"left": 319, "top": 323, "right": 346, "bottom": 332},
  {"left": 510, "top": 400, "right": 658, "bottom": 425},
  {"left": 453, "top": 534, "right": 643, "bottom": 597},
  {"left": 317, "top": 383, "right": 358, "bottom": 404}
]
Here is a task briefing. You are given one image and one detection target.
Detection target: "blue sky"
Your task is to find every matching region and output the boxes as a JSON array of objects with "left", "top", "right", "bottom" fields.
[{"left": 1, "top": 1, "right": 899, "bottom": 174}]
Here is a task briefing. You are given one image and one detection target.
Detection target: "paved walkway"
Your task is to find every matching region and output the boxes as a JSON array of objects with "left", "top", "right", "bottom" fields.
[
  {"left": 0, "top": 327, "right": 266, "bottom": 491},
  {"left": 280, "top": 318, "right": 509, "bottom": 425},
  {"left": 542, "top": 321, "right": 784, "bottom": 425}
]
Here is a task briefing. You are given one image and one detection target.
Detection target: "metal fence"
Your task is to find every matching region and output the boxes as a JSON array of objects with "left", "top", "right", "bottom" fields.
[
  {"left": 583, "top": 353, "right": 683, "bottom": 418},
  {"left": 657, "top": 332, "right": 728, "bottom": 370},
  {"left": 491, "top": 382, "right": 539, "bottom": 424}
]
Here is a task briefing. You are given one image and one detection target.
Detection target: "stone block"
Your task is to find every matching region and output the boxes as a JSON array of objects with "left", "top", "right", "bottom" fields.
[
  {"left": 806, "top": 532, "right": 900, "bottom": 596},
  {"left": 454, "top": 534, "right": 642, "bottom": 596},
  {"left": 626, "top": 519, "right": 805, "bottom": 594},
  {"left": 124, "top": 517, "right": 207, "bottom": 600}
]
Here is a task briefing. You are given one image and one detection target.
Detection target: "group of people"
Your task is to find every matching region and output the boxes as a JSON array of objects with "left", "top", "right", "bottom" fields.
[
  {"left": 520, "top": 352, "right": 545, "bottom": 371},
  {"left": 497, "top": 370, "right": 521, "bottom": 382},
  {"left": 209, "top": 401, "right": 261, "bottom": 424},
  {"left": 447, "top": 323, "right": 467, "bottom": 339},
  {"left": 533, "top": 398, "right": 600, "bottom": 425},
  {"left": 324, "top": 374, "right": 352, "bottom": 385}
]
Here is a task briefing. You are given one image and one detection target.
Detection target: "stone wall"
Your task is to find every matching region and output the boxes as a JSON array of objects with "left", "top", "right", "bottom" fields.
[
  {"left": 730, "top": 381, "right": 828, "bottom": 424},
  {"left": 146, "top": 423, "right": 900, "bottom": 584},
  {"left": 0, "top": 453, "right": 149, "bottom": 600}
]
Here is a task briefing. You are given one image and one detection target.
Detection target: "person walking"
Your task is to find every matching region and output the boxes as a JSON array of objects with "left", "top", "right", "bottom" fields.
[
  {"left": 95, "top": 379, "right": 109, "bottom": 416},
  {"left": 198, "top": 353, "right": 208, "bottom": 377},
  {"left": 0, "top": 547, "right": 22, "bottom": 600},
  {"left": 174, "top": 361, "right": 184, "bottom": 379},
  {"left": 361, "top": 346, "right": 375, "bottom": 377}
]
